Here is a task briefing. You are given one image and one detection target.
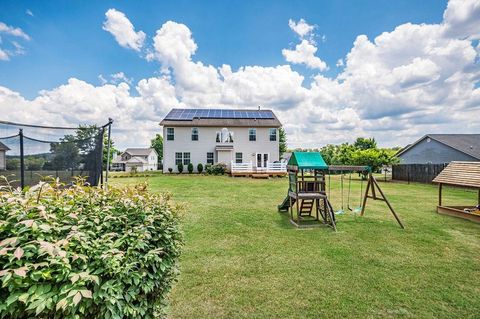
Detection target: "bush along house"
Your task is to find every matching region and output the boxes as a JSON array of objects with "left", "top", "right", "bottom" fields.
[{"left": 160, "top": 108, "right": 286, "bottom": 176}]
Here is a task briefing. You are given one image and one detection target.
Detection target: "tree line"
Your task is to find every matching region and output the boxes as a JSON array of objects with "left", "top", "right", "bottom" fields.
[{"left": 292, "top": 137, "right": 400, "bottom": 173}]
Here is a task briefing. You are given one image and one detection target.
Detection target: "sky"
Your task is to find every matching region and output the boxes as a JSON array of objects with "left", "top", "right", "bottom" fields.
[{"left": 0, "top": 0, "right": 479, "bottom": 149}]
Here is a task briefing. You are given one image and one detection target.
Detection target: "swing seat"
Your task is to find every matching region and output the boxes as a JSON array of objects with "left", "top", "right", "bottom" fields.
[
  {"left": 353, "top": 206, "right": 362, "bottom": 213},
  {"left": 334, "top": 209, "right": 345, "bottom": 215}
]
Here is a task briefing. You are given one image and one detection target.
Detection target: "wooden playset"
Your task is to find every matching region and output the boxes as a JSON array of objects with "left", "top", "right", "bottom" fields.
[
  {"left": 278, "top": 152, "right": 404, "bottom": 230},
  {"left": 433, "top": 161, "right": 480, "bottom": 223}
]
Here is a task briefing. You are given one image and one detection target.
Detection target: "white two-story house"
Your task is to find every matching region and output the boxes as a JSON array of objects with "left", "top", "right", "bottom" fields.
[
  {"left": 111, "top": 148, "right": 158, "bottom": 172},
  {"left": 160, "top": 108, "right": 285, "bottom": 174}
]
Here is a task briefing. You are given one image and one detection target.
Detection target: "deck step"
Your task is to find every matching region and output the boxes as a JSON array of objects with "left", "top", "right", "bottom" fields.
[{"left": 251, "top": 173, "right": 270, "bottom": 179}]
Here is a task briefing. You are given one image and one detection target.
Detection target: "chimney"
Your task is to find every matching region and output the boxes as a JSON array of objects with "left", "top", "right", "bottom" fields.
[{"left": 258, "top": 105, "right": 261, "bottom": 110}]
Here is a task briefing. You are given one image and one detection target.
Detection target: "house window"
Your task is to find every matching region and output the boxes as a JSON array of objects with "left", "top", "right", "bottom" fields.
[
  {"left": 167, "top": 128, "right": 175, "bottom": 141},
  {"left": 207, "top": 152, "right": 214, "bottom": 164},
  {"left": 249, "top": 128, "right": 256, "bottom": 141},
  {"left": 269, "top": 128, "right": 277, "bottom": 141},
  {"left": 191, "top": 128, "right": 199, "bottom": 141},
  {"left": 235, "top": 152, "right": 243, "bottom": 164},
  {"left": 175, "top": 152, "right": 182, "bottom": 165},
  {"left": 183, "top": 152, "right": 191, "bottom": 165}
]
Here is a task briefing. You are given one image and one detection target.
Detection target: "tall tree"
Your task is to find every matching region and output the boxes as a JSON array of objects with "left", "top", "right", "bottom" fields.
[
  {"left": 150, "top": 134, "right": 163, "bottom": 161},
  {"left": 353, "top": 137, "right": 377, "bottom": 150},
  {"left": 279, "top": 127, "right": 287, "bottom": 158}
]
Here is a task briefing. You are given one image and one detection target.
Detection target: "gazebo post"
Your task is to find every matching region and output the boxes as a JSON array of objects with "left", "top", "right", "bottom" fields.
[{"left": 439, "top": 183, "right": 443, "bottom": 207}]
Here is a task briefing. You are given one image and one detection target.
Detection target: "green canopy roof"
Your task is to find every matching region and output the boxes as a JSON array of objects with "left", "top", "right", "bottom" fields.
[{"left": 288, "top": 152, "right": 328, "bottom": 170}]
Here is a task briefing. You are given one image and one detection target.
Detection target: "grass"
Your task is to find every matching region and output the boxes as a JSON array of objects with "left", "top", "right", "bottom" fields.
[{"left": 112, "top": 174, "right": 480, "bottom": 319}]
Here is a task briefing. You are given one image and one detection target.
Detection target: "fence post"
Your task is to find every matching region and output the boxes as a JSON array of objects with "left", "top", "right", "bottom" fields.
[
  {"left": 105, "top": 118, "right": 113, "bottom": 190},
  {"left": 19, "top": 129, "right": 25, "bottom": 190}
]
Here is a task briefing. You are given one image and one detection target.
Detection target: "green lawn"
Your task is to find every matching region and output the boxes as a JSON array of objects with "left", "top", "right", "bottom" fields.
[{"left": 112, "top": 174, "right": 480, "bottom": 319}]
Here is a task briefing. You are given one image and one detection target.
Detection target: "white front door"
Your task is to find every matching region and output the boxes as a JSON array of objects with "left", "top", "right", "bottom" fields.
[{"left": 256, "top": 153, "right": 269, "bottom": 168}]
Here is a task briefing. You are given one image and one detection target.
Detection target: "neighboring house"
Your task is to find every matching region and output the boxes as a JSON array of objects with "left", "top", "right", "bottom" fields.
[
  {"left": 281, "top": 152, "right": 292, "bottom": 163},
  {"left": 160, "top": 108, "right": 282, "bottom": 173},
  {"left": 0, "top": 141, "right": 10, "bottom": 170},
  {"left": 111, "top": 148, "right": 158, "bottom": 172},
  {"left": 396, "top": 134, "right": 480, "bottom": 164}
]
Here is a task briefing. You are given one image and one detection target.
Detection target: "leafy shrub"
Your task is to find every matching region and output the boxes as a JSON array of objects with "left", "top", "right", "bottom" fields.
[
  {"left": 0, "top": 179, "right": 183, "bottom": 319},
  {"left": 6, "top": 159, "right": 20, "bottom": 171},
  {"left": 197, "top": 164, "right": 203, "bottom": 174},
  {"left": 177, "top": 163, "right": 183, "bottom": 173},
  {"left": 204, "top": 164, "right": 212, "bottom": 173},
  {"left": 206, "top": 163, "right": 226, "bottom": 175},
  {"left": 168, "top": 167, "right": 173, "bottom": 173},
  {"left": 187, "top": 163, "right": 193, "bottom": 174},
  {"left": 25, "top": 157, "right": 45, "bottom": 171}
]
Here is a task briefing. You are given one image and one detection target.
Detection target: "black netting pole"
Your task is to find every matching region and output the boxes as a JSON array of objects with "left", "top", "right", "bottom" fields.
[
  {"left": 19, "top": 129, "right": 25, "bottom": 189},
  {"left": 105, "top": 118, "right": 113, "bottom": 190}
]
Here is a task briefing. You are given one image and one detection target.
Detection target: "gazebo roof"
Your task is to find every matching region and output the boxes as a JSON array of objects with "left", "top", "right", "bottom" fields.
[
  {"left": 432, "top": 161, "right": 480, "bottom": 188},
  {"left": 288, "top": 152, "right": 328, "bottom": 170}
]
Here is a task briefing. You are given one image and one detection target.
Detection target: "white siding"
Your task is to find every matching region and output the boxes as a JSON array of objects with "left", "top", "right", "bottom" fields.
[
  {"left": 163, "top": 126, "right": 279, "bottom": 173},
  {"left": 0, "top": 151, "right": 5, "bottom": 170}
]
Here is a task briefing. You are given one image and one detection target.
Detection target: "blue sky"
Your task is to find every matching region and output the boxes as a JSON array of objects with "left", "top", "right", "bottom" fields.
[
  {"left": 1, "top": 0, "right": 447, "bottom": 98},
  {"left": 0, "top": 0, "right": 478, "bottom": 149}
]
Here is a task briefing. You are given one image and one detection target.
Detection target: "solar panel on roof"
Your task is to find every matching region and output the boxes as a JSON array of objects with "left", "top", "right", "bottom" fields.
[{"left": 164, "top": 108, "right": 275, "bottom": 120}]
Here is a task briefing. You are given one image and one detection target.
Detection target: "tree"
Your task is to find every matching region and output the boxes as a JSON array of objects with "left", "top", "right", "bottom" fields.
[
  {"left": 50, "top": 141, "right": 80, "bottom": 170},
  {"left": 74, "top": 125, "right": 117, "bottom": 168},
  {"left": 279, "top": 127, "right": 287, "bottom": 158},
  {"left": 353, "top": 137, "right": 377, "bottom": 150},
  {"left": 25, "top": 157, "right": 45, "bottom": 170},
  {"left": 150, "top": 134, "right": 163, "bottom": 161}
]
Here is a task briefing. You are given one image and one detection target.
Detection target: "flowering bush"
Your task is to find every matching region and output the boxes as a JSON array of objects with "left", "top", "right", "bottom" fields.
[{"left": 0, "top": 179, "right": 183, "bottom": 319}]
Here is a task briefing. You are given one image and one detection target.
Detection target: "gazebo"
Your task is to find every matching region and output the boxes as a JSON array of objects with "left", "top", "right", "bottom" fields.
[
  {"left": 278, "top": 152, "right": 336, "bottom": 229},
  {"left": 433, "top": 161, "right": 480, "bottom": 223}
]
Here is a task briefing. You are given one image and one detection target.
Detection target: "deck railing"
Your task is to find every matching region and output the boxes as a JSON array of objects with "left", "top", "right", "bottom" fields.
[
  {"left": 267, "top": 162, "right": 287, "bottom": 172},
  {"left": 231, "top": 161, "right": 253, "bottom": 172},
  {"left": 230, "top": 161, "right": 286, "bottom": 173}
]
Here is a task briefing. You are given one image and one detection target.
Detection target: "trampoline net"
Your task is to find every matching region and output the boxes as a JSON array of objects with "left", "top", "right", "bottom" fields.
[{"left": 0, "top": 122, "right": 106, "bottom": 188}]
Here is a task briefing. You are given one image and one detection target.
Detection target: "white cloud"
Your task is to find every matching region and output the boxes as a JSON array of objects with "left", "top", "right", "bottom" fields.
[
  {"left": 0, "top": 48, "right": 8, "bottom": 61},
  {"left": 1, "top": 0, "right": 480, "bottom": 149},
  {"left": 111, "top": 72, "right": 132, "bottom": 85},
  {"left": 443, "top": 0, "right": 480, "bottom": 39},
  {"left": 336, "top": 58, "right": 344, "bottom": 67},
  {"left": 283, "top": 19, "right": 328, "bottom": 70},
  {"left": 152, "top": 21, "right": 197, "bottom": 68},
  {"left": 26, "top": 9, "right": 34, "bottom": 17},
  {"left": 98, "top": 72, "right": 133, "bottom": 85},
  {"left": 288, "top": 19, "right": 315, "bottom": 38},
  {"left": 0, "top": 22, "right": 30, "bottom": 61},
  {"left": 0, "top": 22, "right": 30, "bottom": 40},
  {"left": 282, "top": 39, "right": 328, "bottom": 70},
  {"left": 103, "top": 9, "right": 146, "bottom": 51}
]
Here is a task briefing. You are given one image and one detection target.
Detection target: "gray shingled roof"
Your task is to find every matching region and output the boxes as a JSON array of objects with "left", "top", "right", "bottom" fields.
[
  {"left": 397, "top": 134, "right": 480, "bottom": 160},
  {"left": 125, "top": 148, "right": 155, "bottom": 156},
  {"left": 0, "top": 141, "right": 10, "bottom": 151}
]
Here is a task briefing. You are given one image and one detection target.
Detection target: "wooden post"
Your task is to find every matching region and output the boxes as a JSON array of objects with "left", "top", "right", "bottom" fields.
[
  {"left": 439, "top": 184, "right": 443, "bottom": 207},
  {"left": 360, "top": 174, "right": 372, "bottom": 216},
  {"left": 371, "top": 176, "right": 404, "bottom": 229},
  {"left": 371, "top": 173, "right": 377, "bottom": 200}
]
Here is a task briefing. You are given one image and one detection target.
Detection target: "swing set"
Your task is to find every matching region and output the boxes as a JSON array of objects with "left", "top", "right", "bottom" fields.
[
  {"left": 278, "top": 152, "right": 404, "bottom": 230},
  {"left": 328, "top": 170, "right": 365, "bottom": 215}
]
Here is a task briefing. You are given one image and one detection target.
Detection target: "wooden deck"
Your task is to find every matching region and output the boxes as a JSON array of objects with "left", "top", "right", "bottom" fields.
[{"left": 230, "top": 171, "right": 287, "bottom": 178}]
